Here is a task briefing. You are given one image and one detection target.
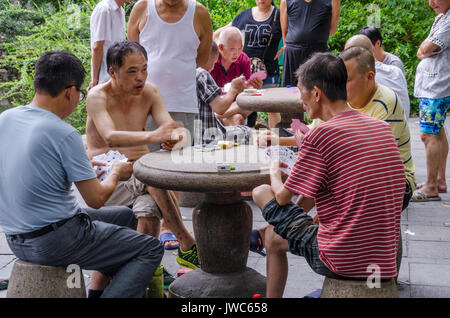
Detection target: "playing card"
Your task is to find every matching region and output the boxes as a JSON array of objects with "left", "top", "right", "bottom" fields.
[
  {"left": 92, "top": 150, "right": 128, "bottom": 182},
  {"left": 264, "top": 146, "right": 297, "bottom": 175},
  {"left": 249, "top": 70, "right": 267, "bottom": 82}
]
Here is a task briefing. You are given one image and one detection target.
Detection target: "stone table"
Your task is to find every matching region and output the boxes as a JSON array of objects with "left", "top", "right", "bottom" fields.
[
  {"left": 236, "top": 86, "right": 304, "bottom": 136},
  {"left": 134, "top": 145, "right": 271, "bottom": 298}
]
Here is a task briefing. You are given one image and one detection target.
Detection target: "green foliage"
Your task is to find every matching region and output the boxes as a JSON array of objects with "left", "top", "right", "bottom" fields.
[
  {"left": 0, "top": 0, "right": 438, "bottom": 135},
  {"left": 0, "top": 5, "right": 44, "bottom": 39},
  {"left": 328, "top": 0, "right": 435, "bottom": 115},
  {"left": 0, "top": 0, "right": 94, "bottom": 132}
]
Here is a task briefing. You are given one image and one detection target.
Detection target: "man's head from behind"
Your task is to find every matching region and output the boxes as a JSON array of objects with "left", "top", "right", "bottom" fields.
[
  {"left": 296, "top": 52, "right": 347, "bottom": 119},
  {"left": 217, "top": 26, "right": 243, "bottom": 64},
  {"left": 107, "top": 40, "right": 148, "bottom": 95},
  {"left": 339, "top": 46, "right": 376, "bottom": 108},
  {"left": 34, "top": 50, "right": 86, "bottom": 98},
  {"left": 204, "top": 41, "right": 219, "bottom": 72}
]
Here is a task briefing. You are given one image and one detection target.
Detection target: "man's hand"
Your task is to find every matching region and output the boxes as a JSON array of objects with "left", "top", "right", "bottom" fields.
[
  {"left": 153, "top": 121, "right": 184, "bottom": 145},
  {"left": 258, "top": 130, "right": 279, "bottom": 148},
  {"left": 91, "top": 160, "right": 106, "bottom": 178},
  {"left": 248, "top": 77, "right": 263, "bottom": 90},
  {"left": 162, "top": 127, "right": 188, "bottom": 151},
  {"left": 274, "top": 45, "right": 285, "bottom": 60},
  {"left": 230, "top": 75, "right": 246, "bottom": 94},
  {"left": 87, "top": 80, "right": 98, "bottom": 92},
  {"left": 110, "top": 161, "right": 133, "bottom": 181}
]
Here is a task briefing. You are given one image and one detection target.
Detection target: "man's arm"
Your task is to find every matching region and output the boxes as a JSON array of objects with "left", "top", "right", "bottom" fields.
[
  {"left": 280, "top": 0, "right": 288, "bottom": 51},
  {"left": 86, "top": 87, "right": 180, "bottom": 147},
  {"left": 417, "top": 40, "right": 441, "bottom": 59},
  {"left": 329, "top": 0, "right": 340, "bottom": 36},
  {"left": 270, "top": 160, "right": 294, "bottom": 206},
  {"left": 127, "top": 0, "right": 148, "bottom": 42},
  {"left": 88, "top": 41, "right": 104, "bottom": 90},
  {"left": 75, "top": 161, "right": 133, "bottom": 209},
  {"left": 194, "top": 3, "right": 213, "bottom": 67},
  {"left": 209, "top": 76, "right": 246, "bottom": 115}
]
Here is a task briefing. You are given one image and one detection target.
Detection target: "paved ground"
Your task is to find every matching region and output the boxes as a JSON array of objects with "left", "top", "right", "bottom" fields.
[{"left": 1, "top": 117, "right": 449, "bottom": 298}]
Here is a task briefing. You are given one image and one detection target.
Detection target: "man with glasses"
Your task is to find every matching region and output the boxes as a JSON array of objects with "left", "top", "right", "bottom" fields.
[{"left": 0, "top": 51, "right": 164, "bottom": 298}]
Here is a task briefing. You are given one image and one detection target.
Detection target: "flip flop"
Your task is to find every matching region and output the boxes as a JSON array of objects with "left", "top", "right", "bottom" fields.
[
  {"left": 417, "top": 183, "right": 447, "bottom": 193},
  {"left": 159, "top": 232, "right": 179, "bottom": 250},
  {"left": 250, "top": 229, "right": 266, "bottom": 257},
  {"left": 410, "top": 190, "right": 442, "bottom": 202}
]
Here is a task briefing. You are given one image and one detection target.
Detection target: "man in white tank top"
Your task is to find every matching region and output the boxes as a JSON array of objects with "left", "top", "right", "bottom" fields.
[{"left": 128, "top": 0, "right": 213, "bottom": 151}]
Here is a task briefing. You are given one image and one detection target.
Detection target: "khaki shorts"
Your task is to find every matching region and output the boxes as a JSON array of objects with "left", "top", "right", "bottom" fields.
[{"left": 104, "top": 174, "right": 162, "bottom": 219}]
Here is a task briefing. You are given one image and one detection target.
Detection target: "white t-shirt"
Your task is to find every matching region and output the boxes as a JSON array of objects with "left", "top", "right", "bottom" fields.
[
  {"left": 375, "top": 61, "right": 410, "bottom": 118},
  {"left": 90, "top": 0, "right": 126, "bottom": 84}
]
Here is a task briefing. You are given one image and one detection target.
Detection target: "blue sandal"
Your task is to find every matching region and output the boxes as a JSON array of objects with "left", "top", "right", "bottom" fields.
[
  {"left": 250, "top": 229, "right": 266, "bottom": 256},
  {"left": 159, "top": 232, "right": 179, "bottom": 250}
]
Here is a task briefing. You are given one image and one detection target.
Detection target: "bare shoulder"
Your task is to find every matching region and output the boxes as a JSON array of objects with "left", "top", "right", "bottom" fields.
[
  {"left": 130, "top": 0, "right": 148, "bottom": 20},
  {"left": 194, "top": 2, "right": 211, "bottom": 22},
  {"left": 86, "top": 84, "right": 108, "bottom": 111}
]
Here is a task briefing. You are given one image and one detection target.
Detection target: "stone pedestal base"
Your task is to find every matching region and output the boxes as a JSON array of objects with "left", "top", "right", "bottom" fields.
[
  {"left": 178, "top": 191, "right": 205, "bottom": 208},
  {"left": 7, "top": 260, "right": 86, "bottom": 298},
  {"left": 168, "top": 268, "right": 266, "bottom": 298}
]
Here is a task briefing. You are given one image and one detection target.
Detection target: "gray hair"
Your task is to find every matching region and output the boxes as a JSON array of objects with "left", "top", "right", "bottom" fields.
[{"left": 217, "top": 26, "right": 244, "bottom": 47}]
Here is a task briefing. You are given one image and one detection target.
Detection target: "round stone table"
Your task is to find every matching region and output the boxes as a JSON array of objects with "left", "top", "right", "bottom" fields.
[
  {"left": 236, "top": 87, "right": 304, "bottom": 136},
  {"left": 134, "top": 145, "right": 271, "bottom": 298}
]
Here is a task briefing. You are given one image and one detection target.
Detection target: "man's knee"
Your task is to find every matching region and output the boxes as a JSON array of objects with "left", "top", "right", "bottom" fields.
[
  {"left": 265, "top": 225, "right": 288, "bottom": 254},
  {"left": 252, "top": 184, "right": 273, "bottom": 209}
]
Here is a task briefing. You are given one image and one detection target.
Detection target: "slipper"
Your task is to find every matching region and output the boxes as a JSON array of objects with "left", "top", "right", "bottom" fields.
[
  {"left": 417, "top": 182, "right": 447, "bottom": 193},
  {"left": 410, "top": 190, "right": 441, "bottom": 202},
  {"left": 0, "top": 279, "right": 8, "bottom": 291},
  {"left": 250, "top": 229, "right": 266, "bottom": 256},
  {"left": 159, "top": 232, "right": 179, "bottom": 250}
]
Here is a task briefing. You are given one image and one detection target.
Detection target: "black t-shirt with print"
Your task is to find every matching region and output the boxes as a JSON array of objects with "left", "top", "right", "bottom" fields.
[{"left": 232, "top": 7, "right": 282, "bottom": 77}]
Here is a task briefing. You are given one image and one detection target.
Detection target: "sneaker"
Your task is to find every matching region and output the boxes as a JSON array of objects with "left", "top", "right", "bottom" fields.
[
  {"left": 176, "top": 245, "right": 200, "bottom": 270},
  {"left": 163, "top": 267, "right": 175, "bottom": 290}
]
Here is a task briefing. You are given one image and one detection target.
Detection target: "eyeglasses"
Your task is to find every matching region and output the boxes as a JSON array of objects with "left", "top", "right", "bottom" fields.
[{"left": 66, "top": 85, "right": 86, "bottom": 101}]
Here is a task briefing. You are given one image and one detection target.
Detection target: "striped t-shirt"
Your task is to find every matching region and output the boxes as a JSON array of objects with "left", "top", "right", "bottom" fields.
[{"left": 284, "top": 110, "right": 406, "bottom": 278}]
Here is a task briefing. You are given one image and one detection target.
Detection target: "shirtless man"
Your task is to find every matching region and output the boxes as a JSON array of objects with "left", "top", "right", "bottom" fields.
[{"left": 86, "top": 40, "right": 199, "bottom": 270}]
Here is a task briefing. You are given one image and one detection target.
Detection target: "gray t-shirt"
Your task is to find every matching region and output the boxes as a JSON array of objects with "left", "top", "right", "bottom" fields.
[
  {"left": 383, "top": 52, "right": 405, "bottom": 76},
  {"left": 414, "top": 10, "right": 450, "bottom": 99},
  {"left": 0, "top": 105, "right": 96, "bottom": 234}
]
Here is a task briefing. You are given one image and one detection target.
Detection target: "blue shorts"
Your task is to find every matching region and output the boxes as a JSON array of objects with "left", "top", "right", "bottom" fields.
[{"left": 419, "top": 96, "right": 450, "bottom": 134}]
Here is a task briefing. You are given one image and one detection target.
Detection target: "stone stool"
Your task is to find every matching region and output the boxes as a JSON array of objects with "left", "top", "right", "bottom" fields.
[
  {"left": 320, "top": 277, "right": 398, "bottom": 298},
  {"left": 7, "top": 260, "right": 86, "bottom": 298}
]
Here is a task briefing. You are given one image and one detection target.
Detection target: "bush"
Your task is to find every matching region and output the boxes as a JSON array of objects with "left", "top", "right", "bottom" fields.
[{"left": 0, "top": 0, "right": 94, "bottom": 132}]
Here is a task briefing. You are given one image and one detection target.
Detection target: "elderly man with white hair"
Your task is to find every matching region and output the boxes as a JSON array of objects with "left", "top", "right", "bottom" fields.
[{"left": 210, "top": 26, "right": 263, "bottom": 126}]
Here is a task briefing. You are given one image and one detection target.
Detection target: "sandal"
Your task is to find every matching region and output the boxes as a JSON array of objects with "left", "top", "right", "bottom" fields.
[
  {"left": 410, "top": 190, "right": 441, "bottom": 202},
  {"left": 250, "top": 229, "right": 266, "bottom": 256},
  {"left": 159, "top": 232, "right": 179, "bottom": 250}
]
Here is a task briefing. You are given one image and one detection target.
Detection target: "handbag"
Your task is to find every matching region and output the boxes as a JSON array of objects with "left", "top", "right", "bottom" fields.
[{"left": 249, "top": 7, "right": 279, "bottom": 74}]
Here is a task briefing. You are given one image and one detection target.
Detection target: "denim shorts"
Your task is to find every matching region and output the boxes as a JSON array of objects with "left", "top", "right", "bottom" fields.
[
  {"left": 262, "top": 198, "right": 346, "bottom": 280},
  {"left": 419, "top": 96, "right": 450, "bottom": 134}
]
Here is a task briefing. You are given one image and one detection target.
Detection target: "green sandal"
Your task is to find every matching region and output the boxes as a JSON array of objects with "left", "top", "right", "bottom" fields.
[{"left": 176, "top": 245, "right": 200, "bottom": 270}]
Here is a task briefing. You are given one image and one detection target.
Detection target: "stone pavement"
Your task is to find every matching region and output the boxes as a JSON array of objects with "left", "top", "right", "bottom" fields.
[{"left": 1, "top": 117, "right": 449, "bottom": 298}]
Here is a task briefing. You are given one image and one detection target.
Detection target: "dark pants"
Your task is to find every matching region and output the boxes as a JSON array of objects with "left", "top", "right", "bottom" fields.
[
  {"left": 6, "top": 206, "right": 163, "bottom": 298},
  {"left": 282, "top": 43, "right": 328, "bottom": 87}
]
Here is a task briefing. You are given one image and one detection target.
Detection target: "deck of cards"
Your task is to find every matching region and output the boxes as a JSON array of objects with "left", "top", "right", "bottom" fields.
[
  {"left": 92, "top": 150, "right": 128, "bottom": 182},
  {"left": 264, "top": 146, "right": 297, "bottom": 175}
]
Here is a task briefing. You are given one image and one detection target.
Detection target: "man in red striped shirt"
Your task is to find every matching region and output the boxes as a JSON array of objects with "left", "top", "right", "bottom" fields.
[{"left": 252, "top": 52, "right": 406, "bottom": 298}]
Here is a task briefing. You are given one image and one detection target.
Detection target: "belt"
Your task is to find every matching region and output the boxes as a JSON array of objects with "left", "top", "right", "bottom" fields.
[{"left": 7, "top": 213, "right": 88, "bottom": 240}]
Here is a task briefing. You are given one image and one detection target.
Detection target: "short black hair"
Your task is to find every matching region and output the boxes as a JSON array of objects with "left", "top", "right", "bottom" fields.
[
  {"left": 296, "top": 52, "right": 347, "bottom": 102},
  {"left": 358, "top": 26, "right": 383, "bottom": 46},
  {"left": 34, "top": 51, "right": 86, "bottom": 97},
  {"left": 339, "top": 46, "right": 376, "bottom": 76},
  {"left": 211, "top": 41, "right": 218, "bottom": 55},
  {"left": 106, "top": 40, "right": 148, "bottom": 72}
]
